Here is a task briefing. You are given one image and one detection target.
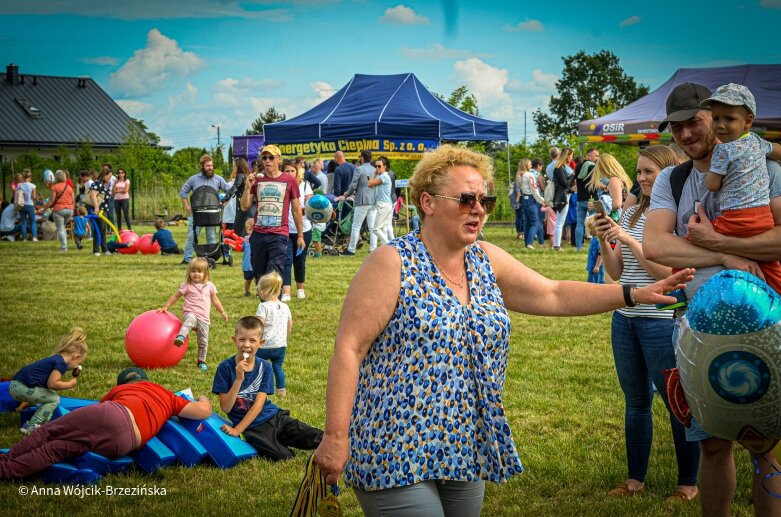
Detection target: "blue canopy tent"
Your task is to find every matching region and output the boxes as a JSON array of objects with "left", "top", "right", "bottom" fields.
[
  {"left": 578, "top": 64, "right": 781, "bottom": 145},
  {"left": 264, "top": 73, "right": 508, "bottom": 144}
]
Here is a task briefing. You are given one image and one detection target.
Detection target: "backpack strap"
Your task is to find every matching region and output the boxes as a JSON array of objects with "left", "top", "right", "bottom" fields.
[{"left": 670, "top": 160, "right": 694, "bottom": 208}]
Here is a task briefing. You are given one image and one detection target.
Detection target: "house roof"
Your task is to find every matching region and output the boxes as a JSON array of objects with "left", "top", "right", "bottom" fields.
[{"left": 0, "top": 66, "right": 149, "bottom": 148}]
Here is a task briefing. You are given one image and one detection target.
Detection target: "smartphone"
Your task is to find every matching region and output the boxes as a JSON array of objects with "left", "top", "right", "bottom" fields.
[{"left": 593, "top": 201, "right": 605, "bottom": 217}]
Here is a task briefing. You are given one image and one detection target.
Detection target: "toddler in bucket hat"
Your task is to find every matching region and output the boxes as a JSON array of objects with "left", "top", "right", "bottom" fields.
[{"left": 700, "top": 82, "right": 781, "bottom": 293}]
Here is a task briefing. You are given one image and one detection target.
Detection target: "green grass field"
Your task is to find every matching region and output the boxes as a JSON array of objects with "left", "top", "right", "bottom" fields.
[{"left": 0, "top": 225, "right": 759, "bottom": 516}]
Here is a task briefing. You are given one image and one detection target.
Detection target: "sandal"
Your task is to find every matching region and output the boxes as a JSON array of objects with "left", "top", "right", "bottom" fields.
[
  {"left": 607, "top": 482, "right": 645, "bottom": 497},
  {"left": 665, "top": 488, "right": 699, "bottom": 505}
]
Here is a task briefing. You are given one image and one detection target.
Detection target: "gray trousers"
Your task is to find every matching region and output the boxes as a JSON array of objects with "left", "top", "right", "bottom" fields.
[
  {"left": 179, "top": 312, "right": 210, "bottom": 363},
  {"left": 9, "top": 380, "right": 60, "bottom": 426},
  {"left": 354, "top": 480, "right": 485, "bottom": 517}
]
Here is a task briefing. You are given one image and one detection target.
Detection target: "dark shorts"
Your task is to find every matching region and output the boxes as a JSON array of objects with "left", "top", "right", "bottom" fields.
[
  {"left": 249, "top": 232, "right": 288, "bottom": 279},
  {"left": 243, "top": 270, "right": 255, "bottom": 281}
]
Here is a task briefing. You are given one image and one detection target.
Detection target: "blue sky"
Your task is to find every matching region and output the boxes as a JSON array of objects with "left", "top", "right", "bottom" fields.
[{"left": 2, "top": 0, "right": 780, "bottom": 150}]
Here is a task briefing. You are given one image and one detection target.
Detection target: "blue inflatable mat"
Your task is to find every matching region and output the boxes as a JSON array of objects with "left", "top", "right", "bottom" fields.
[
  {"left": 42, "top": 462, "right": 102, "bottom": 485},
  {"left": 58, "top": 397, "right": 98, "bottom": 410},
  {"left": 131, "top": 437, "right": 177, "bottom": 474},
  {"left": 71, "top": 451, "right": 134, "bottom": 476},
  {"left": 0, "top": 449, "right": 101, "bottom": 485},
  {"left": 178, "top": 412, "right": 257, "bottom": 469},
  {"left": 156, "top": 418, "right": 209, "bottom": 467},
  {"left": 0, "top": 381, "right": 17, "bottom": 413}
]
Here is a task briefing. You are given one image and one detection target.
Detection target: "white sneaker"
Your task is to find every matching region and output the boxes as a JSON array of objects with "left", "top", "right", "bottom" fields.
[
  {"left": 94, "top": 252, "right": 101, "bottom": 256},
  {"left": 4, "top": 236, "right": 14, "bottom": 241},
  {"left": 20, "top": 422, "right": 40, "bottom": 435},
  {"left": 297, "top": 289, "right": 306, "bottom": 299},
  {"left": 104, "top": 251, "right": 112, "bottom": 256},
  {"left": 280, "top": 293, "right": 291, "bottom": 302},
  {"left": 32, "top": 237, "right": 38, "bottom": 242}
]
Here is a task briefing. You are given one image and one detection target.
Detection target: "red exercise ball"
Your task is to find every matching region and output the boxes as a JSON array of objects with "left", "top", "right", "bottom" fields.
[
  {"left": 124, "top": 310, "right": 188, "bottom": 369},
  {"left": 138, "top": 234, "right": 161, "bottom": 255},
  {"left": 118, "top": 230, "right": 140, "bottom": 254}
]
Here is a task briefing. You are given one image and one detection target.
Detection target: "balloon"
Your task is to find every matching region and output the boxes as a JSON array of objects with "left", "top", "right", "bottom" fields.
[
  {"left": 138, "top": 234, "right": 161, "bottom": 255},
  {"left": 124, "top": 310, "right": 188, "bottom": 369},
  {"left": 678, "top": 270, "right": 781, "bottom": 453},
  {"left": 118, "top": 231, "right": 140, "bottom": 254},
  {"left": 305, "top": 194, "right": 333, "bottom": 223},
  {"left": 223, "top": 229, "right": 243, "bottom": 252},
  {"left": 43, "top": 169, "right": 54, "bottom": 184}
]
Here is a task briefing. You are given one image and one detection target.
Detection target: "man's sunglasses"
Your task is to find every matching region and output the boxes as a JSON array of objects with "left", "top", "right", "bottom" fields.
[
  {"left": 261, "top": 155, "right": 277, "bottom": 161},
  {"left": 432, "top": 192, "right": 496, "bottom": 214}
]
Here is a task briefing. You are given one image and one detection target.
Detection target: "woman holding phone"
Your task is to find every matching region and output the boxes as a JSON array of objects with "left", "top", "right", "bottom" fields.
[{"left": 595, "top": 146, "right": 700, "bottom": 504}]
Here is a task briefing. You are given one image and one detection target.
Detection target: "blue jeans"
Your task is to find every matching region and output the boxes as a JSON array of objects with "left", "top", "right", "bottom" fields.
[
  {"left": 354, "top": 480, "right": 485, "bottom": 517},
  {"left": 611, "top": 312, "right": 700, "bottom": 485},
  {"left": 256, "top": 346, "right": 286, "bottom": 390},
  {"left": 183, "top": 216, "right": 217, "bottom": 262},
  {"left": 513, "top": 207, "right": 524, "bottom": 234},
  {"left": 20, "top": 205, "right": 36, "bottom": 240},
  {"left": 575, "top": 200, "right": 590, "bottom": 250},
  {"left": 521, "top": 196, "right": 542, "bottom": 246}
]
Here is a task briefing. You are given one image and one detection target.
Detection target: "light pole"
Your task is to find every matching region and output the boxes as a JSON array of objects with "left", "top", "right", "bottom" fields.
[{"left": 211, "top": 123, "right": 221, "bottom": 149}]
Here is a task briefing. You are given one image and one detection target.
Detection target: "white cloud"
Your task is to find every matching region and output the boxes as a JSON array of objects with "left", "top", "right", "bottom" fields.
[
  {"left": 503, "top": 19, "right": 543, "bottom": 32},
  {"left": 109, "top": 29, "right": 204, "bottom": 97},
  {"left": 80, "top": 56, "right": 118, "bottom": 66},
  {"left": 115, "top": 99, "right": 153, "bottom": 117},
  {"left": 619, "top": 15, "right": 641, "bottom": 27},
  {"left": 453, "top": 58, "right": 512, "bottom": 120},
  {"left": 310, "top": 81, "right": 336, "bottom": 106},
  {"left": 761, "top": 0, "right": 781, "bottom": 9},
  {"left": 380, "top": 5, "right": 430, "bottom": 25},
  {"left": 212, "top": 77, "right": 286, "bottom": 109},
  {"left": 168, "top": 83, "right": 198, "bottom": 111},
  {"left": 0, "top": 1, "right": 292, "bottom": 21},
  {"left": 507, "top": 69, "right": 559, "bottom": 94},
  {"left": 401, "top": 44, "right": 492, "bottom": 60}
]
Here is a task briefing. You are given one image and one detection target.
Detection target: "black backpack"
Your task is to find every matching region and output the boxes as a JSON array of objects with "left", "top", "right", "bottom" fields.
[{"left": 670, "top": 160, "right": 695, "bottom": 208}]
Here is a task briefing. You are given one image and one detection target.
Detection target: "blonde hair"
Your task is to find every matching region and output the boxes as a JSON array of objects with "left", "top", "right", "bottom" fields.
[
  {"left": 588, "top": 153, "right": 633, "bottom": 193},
  {"left": 585, "top": 214, "right": 599, "bottom": 236},
  {"left": 628, "top": 146, "right": 679, "bottom": 228},
  {"left": 154, "top": 218, "right": 165, "bottom": 230},
  {"left": 257, "top": 271, "right": 282, "bottom": 301},
  {"left": 409, "top": 145, "right": 494, "bottom": 221},
  {"left": 53, "top": 327, "right": 88, "bottom": 356},
  {"left": 199, "top": 154, "right": 213, "bottom": 168},
  {"left": 515, "top": 158, "right": 531, "bottom": 184},
  {"left": 185, "top": 258, "right": 210, "bottom": 284},
  {"left": 23, "top": 169, "right": 32, "bottom": 179},
  {"left": 77, "top": 206, "right": 88, "bottom": 216},
  {"left": 244, "top": 218, "right": 255, "bottom": 235},
  {"left": 555, "top": 148, "right": 573, "bottom": 169},
  {"left": 54, "top": 169, "right": 67, "bottom": 183}
]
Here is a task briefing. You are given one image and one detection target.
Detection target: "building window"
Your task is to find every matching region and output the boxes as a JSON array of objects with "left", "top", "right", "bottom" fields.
[{"left": 15, "top": 98, "right": 42, "bottom": 118}]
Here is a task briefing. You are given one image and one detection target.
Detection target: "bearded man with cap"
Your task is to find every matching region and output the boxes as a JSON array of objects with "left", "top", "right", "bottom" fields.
[
  {"left": 240, "top": 144, "right": 305, "bottom": 279},
  {"left": 0, "top": 368, "right": 212, "bottom": 479},
  {"left": 644, "top": 83, "right": 781, "bottom": 515}
]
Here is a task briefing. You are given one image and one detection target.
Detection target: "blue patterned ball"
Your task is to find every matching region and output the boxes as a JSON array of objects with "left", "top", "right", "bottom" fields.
[
  {"left": 678, "top": 270, "right": 781, "bottom": 452},
  {"left": 305, "top": 194, "right": 333, "bottom": 223}
]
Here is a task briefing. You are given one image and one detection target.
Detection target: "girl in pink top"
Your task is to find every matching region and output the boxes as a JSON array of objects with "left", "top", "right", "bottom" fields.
[
  {"left": 157, "top": 258, "right": 228, "bottom": 371},
  {"left": 112, "top": 168, "right": 132, "bottom": 231}
]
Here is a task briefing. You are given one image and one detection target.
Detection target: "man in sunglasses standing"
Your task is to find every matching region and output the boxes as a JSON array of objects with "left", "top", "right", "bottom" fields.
[{"left": 241, "top": 145, "right": 304, "bottom": 279}]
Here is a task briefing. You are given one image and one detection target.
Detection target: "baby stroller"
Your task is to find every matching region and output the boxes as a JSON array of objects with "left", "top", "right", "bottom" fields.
[
  {"left": 320, "top": 198, "right": 369, "bottom": 255},
  {"left": 190, "top": 186, "right": 231, "bottom": 268}
]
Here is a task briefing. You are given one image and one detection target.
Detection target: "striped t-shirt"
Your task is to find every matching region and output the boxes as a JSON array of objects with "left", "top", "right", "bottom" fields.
[{"left": 616, "top": 205, "right": 674, "bottom": 319}]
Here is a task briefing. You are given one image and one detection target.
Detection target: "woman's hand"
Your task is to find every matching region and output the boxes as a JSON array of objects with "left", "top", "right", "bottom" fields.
[
  {"left": 313, "top": 434, "right": 350, "bottom": 485},
  {"left": 595, "top": 215, "right": 630, "bottom": 244},
  {"left": 634, "top": 268, "right": 695, "bottom": 305}
]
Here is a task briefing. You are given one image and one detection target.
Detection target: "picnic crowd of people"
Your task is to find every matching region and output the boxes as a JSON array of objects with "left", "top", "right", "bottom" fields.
[{"left": 2, "top": 81, "right": 781, "bottom": 517}]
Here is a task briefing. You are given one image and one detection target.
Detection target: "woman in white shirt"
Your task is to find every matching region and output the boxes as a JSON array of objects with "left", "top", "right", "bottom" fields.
[{"left": 281, "top": 160, "right": 314, "bottom": 301}]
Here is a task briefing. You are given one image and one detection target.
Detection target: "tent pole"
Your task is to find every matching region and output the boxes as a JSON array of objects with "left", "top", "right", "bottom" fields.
[{"left": 506, "top": 141, "right": 512, "bottom": 232}]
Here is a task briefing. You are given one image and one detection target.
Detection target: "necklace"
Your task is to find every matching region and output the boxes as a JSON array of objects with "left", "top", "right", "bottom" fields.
[{"left": 421, "top": 237, "right": 466, "bottom": 289}]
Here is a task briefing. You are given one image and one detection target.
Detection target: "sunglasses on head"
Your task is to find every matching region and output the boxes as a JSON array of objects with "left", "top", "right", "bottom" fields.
[{"left": 432, "top": 192, "right": 496, "bottom": 214}]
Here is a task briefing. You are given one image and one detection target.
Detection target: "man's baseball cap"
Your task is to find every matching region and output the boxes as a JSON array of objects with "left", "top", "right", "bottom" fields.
[
  {"left": 658, "top": 83, "right": 713, "bottom": 132},
  {"left": 117, "top": 367, "right": 148, "bottom": 385},
  {"left": 700, "top": 83, "right": 756, "bottom": 116},
  {"left": 260, "top": 144, "right": 282, "bottom": 157}
]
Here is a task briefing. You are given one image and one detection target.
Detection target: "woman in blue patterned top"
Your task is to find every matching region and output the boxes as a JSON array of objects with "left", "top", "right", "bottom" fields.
[{"left": 313, "top": 145, "right": 694, "bottom": 516}]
